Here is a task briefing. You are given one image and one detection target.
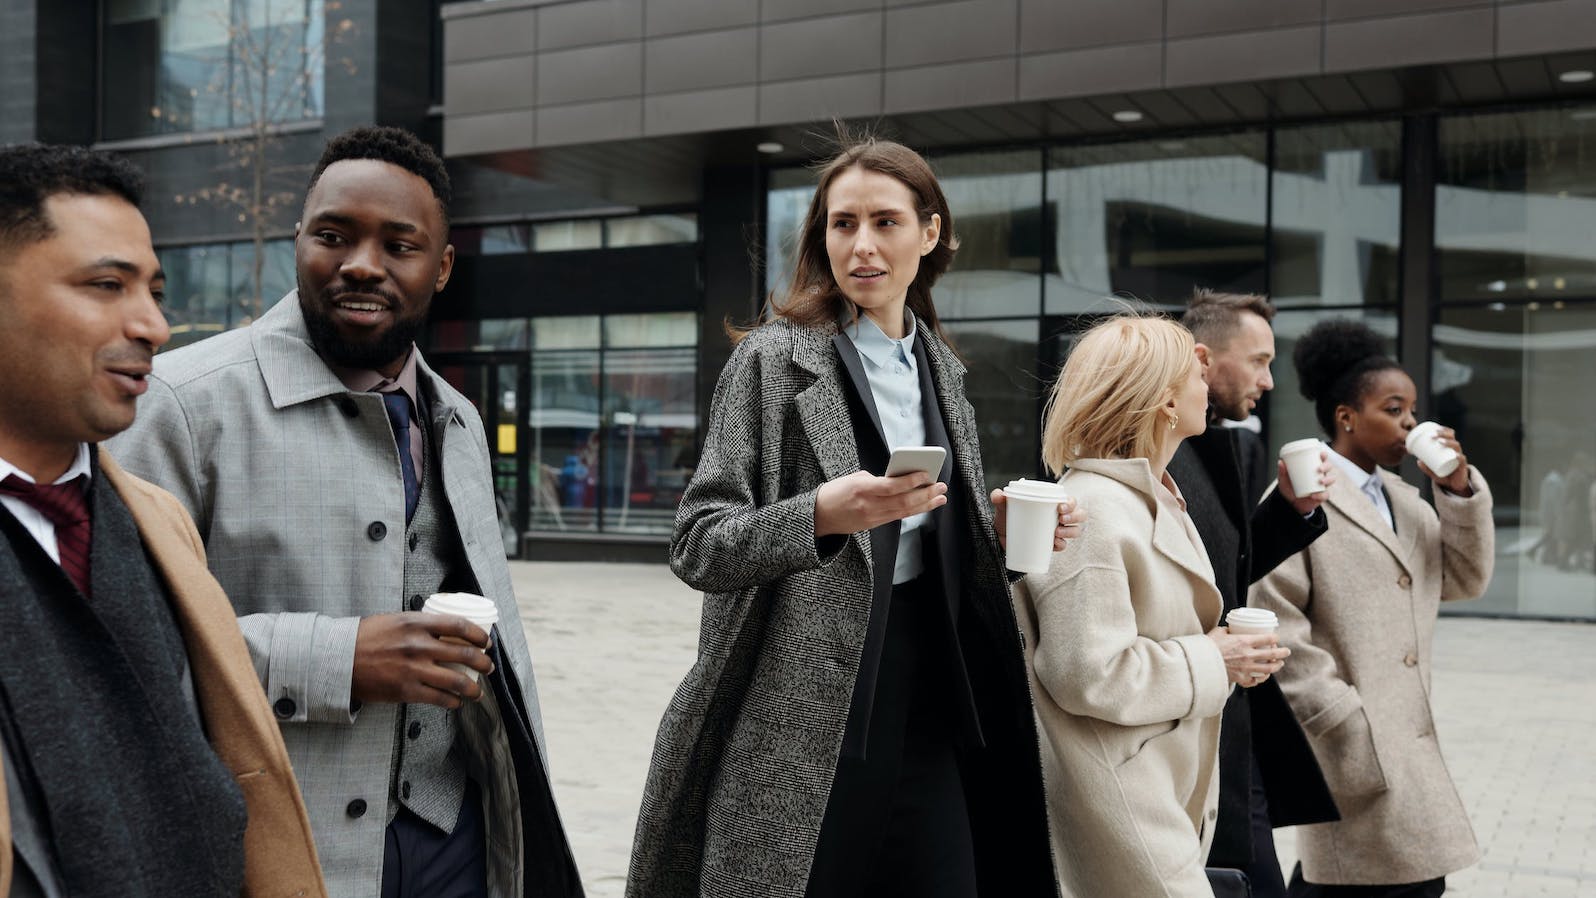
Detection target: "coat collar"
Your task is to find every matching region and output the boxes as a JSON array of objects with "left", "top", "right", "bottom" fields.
[
  {"left": 1324, "top": 464, "right": 1421, "bottom": 575},
  {"left": 250, "top": 291, "right": 459, "bottom": 422},
  {"left": 1066, "top": 456, "right": 1220, "bottom": 612}
]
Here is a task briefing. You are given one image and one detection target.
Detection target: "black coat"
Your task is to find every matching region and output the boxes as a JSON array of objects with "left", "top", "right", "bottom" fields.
[{"left": 1168, "top": 426, "right": 1340, "bottom": 869}]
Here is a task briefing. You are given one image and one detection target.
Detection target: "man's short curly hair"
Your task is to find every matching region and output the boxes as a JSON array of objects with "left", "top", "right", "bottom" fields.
[
  {"left": 0, "top": 143, "right": 145, "bottom": 253},
  {"left": 306, "top": 125, "right": 451, "bottom": 224}
]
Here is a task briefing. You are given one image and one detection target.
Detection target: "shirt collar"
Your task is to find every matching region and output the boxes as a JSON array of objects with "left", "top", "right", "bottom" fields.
[
  {"left": 843, "top": 308, "right": 917, "bottom": 369},
  {"left": 329, "top": 345, "right": 422, "bottom": 411},
  {"left": 1326, "top": 445, "right": 1381, "bottom": 493},
  {"left": 0, "top": 443, "right": 93, "bottom": 486}
]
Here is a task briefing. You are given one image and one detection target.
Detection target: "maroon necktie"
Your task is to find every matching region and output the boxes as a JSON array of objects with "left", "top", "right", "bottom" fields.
[{"left": 0, "top": 474, "right": 93, "bottom": 598}]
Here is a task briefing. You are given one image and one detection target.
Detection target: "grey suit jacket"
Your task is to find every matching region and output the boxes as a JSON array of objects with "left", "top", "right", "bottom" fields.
[
  {"left": 626, "top": 316, "right": 1041, "bottom": 898},
  {"left": 108, "top": 293, "right": 561, "bottom": 898}
]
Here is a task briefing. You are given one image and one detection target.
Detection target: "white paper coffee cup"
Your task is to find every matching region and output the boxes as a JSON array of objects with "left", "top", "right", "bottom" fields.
[
  {"left": 1405, "top": 421, "right": 1460, "bottom": 477},
  {"left": 1002, "top": 478, "right": 1073, "bottom": 574},
  {"left": 1279, "top": 438, "right": 1327, "bottom": 496},
  {"left": 422, "top": 592, "right": 499, "bottom": 683},
  {"left": 1225, "top": 606, "right": 1279, "bottom": 636}
]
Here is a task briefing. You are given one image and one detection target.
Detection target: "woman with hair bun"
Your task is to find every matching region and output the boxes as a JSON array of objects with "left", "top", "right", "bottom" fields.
[
  {"left": 1014, "top": 314, "right": 1288, "bottom": 898},
  {"left": 1251, "top": 318, "right": 1495, "bottom": 897},
  {"left": 627, "top": 136, "right": 1071, "bottom": 898}
]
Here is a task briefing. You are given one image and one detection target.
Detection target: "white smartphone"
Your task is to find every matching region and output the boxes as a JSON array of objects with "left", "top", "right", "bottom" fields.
[{"left": 885, "top": 445, "right": 946, "bottom": 479}]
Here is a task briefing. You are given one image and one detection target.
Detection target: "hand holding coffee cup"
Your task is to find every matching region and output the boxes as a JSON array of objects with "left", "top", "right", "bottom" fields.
[
  {"left": 352, "top": 604, "right": 495, "bottom": 708},
  {"left": 1207, "top": 608, "right": 1289, "bottom": 686},
  {"left": 991, "top": 488, "right": 1084, "bottom": 553},
  {"left": 1406, "top": 422, "right": 1471, "bottom": 495},
  {"left": 1279, "top": 439, "right": 1329, "bottom": 501},
  {"left": 422, "top": 592, "right": 500, "bottom": 685}
]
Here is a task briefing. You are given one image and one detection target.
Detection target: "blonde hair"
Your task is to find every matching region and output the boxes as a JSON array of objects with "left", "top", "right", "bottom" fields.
[{"left": 1042, "top": 315, "right": 1197, "bottom": 475}]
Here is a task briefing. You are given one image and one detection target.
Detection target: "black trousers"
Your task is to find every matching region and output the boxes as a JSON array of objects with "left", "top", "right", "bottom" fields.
[
  {"left": 805, "top": 579, "right": 977, "bottom": 898},
  {"left": 381, "top": 780, "right": 490, "bottom": 898},
  {"left": 1289, "top": 864, "right": 1445, "bottom": 898},
  {"left": 1244, "top": 753, "right": 1289, "bottom": 898}
]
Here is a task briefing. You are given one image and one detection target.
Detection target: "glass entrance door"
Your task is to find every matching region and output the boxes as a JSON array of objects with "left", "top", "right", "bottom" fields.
[{"left": 428, "top": 351, "right": 529, "bottom": 559}]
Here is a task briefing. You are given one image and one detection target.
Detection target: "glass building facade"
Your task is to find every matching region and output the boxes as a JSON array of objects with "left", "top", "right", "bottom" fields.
[{"left": 767, "top": 105, "right": 1596, "bottom": 619}]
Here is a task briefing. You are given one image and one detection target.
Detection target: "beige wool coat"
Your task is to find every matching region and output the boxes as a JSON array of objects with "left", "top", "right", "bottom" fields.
[
  {"left": 1250, "top": 464, "right": 1494, "bottom": 886},
  {"left": 1013, "top": 457, "right": 1232, "bottom": 898}
]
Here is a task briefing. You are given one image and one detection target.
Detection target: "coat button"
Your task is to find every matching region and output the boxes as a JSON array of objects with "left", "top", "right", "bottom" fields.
[
  {"left": 408, "top": 721, "right": 422, "bottom": 740},
  {"left": 367, "top": 521, "right": 387, "bottom": 541},
  {"left": 336, "top": 397, "right": 359, "bottom": 418},
  {"left": 1397, "top": 573, "right": 1412, "bottom": 589},
  {"left": 346, "top": 799, "right": 367, "bottom": 818},
  {"left": 273, "top": 697, "right": 296, "bottom": 719},
  {"left": 410, "top": 594, "right": 424, "bottom": 611},
  {"left": 1404, "top": 653, "right": 1419, "bottom": 667},
  {"left": 401, "top": 781, "right": 412, "bottom": 800}
]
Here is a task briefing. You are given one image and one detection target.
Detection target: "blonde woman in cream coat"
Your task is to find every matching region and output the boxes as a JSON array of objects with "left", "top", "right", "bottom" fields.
[{"left": 1013, "top": 316, "right": 1291, "bottom": 898}]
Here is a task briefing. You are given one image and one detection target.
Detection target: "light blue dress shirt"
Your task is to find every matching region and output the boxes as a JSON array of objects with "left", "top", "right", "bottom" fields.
[
  {"left": 844, "top": 310, "right": 928, "bottom": 584},
  {"left": 1328, "top": 446, "right": 1396, "bottom": 531}
]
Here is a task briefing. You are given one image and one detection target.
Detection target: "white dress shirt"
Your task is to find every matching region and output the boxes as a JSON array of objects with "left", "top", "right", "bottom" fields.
[
  {"left": 1327, "top": 446, "right": 1395, "bottom": 531},
  {"left": 844, "top": 310, "right": 928, "bottom": 585},
  {"left": 0, "top": 443, "right": 93, "bottom": 564}
]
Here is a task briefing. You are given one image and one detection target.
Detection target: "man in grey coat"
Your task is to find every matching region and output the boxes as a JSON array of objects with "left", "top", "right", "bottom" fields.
[{"left": 111, "top": 126, "right": 580, "bottom": 898}]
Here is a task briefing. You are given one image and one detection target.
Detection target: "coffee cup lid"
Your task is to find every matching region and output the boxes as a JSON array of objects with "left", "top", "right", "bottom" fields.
[
  {"left": 1226, "top": 607, "right": 1278, "bottom": 627},
  {"left": 423, "top": 592, "right": 499, "bottom": 626},
  {"left": 1279, "top": 438, "right": 1323, "bottom": 455},
  {"left": 1003, "top": 478, "right": 1071, "bottom": 501}
]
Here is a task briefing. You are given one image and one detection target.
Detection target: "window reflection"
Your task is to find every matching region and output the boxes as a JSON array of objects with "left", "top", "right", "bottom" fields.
[
  {"left": 1046, "top": 133, "right": 1268, "bottom": 312},
  {"left": 1437, "top": 106, "right": 1596, "bottom": 303},
  {"left": 1434, "top": 305, "right": 1596, "bottom": 619},
  {"left": 160, "top": 238, "right": 294, "bottom": 348},
  {"left": 943, "top": 319, "right": 1040, "bottom": 493},
  {"left": 934, "top": 151, "right": 1043, "bottom": 318},
  {"left": 520, "top": 313, "right": 697, "bottom": 536},
  {"left": 1272, "top": 121, "right": 1402, "bottom": 308},
  {"left": 102, "top": 0, "right": 325, "bottom": 140}
]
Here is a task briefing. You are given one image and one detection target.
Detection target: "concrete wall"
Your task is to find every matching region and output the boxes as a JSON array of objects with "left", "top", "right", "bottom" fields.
[{"left": 442, "top": 0, "right": 1596, "bottom": 155}]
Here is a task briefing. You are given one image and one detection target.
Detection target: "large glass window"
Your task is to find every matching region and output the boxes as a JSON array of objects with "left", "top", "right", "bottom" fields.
[
  {"left": 525, "top": 313, "right": 698, "bottom": 536},
  {"left": 1437, "top": 106, "right": 1596, "bottom": 304},
  {"left": 934, "top": 150, "right": 1044, "bottom": 318},
  {"left": 1046, "top": 133, "right": 1269, "bottom": 313},
  {"left": 102, "top": 0, "right": 326, "bottom": 140},
  {"left": 159, "top": 237, "right": 294, "bottom": 347},
  {"left": 1272, "top": 121, "right": 1403, "bottom": 309},
  {"left": 944, "top": 318, "right": 1041, "bottom": 493},
  {"left": 1434, "top": 106, "right": 1596, "bottom": 619}
]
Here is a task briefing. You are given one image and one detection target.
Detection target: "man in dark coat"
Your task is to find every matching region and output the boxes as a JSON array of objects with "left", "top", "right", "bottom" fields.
[{"left": 1169, "top": 290, "right": 1342, "bottom": 898}]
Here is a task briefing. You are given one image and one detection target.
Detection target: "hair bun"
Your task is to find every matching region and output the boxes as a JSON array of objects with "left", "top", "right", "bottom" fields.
[{"left": 1293, "top": 318, "right": 1387, "bottom": 402}]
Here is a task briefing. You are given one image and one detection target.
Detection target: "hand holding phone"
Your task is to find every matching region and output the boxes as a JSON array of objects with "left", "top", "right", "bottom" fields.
[{"left": 885, "top": 446, "right": 946, "bottom": 479}]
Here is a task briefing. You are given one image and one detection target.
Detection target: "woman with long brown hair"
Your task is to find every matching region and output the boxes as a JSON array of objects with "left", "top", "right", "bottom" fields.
[{"left": 626, "top": 136, "right": 1073, "bottom": 898}]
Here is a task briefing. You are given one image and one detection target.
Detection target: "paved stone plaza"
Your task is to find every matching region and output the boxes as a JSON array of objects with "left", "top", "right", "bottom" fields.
[{"left": 510, "top": 562, "right": 1596, "bottom": 898}]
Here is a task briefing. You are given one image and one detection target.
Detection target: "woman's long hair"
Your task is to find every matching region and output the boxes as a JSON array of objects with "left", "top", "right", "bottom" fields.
[{"left": 735, "top": 134, "right": 959, "bottom": 344}]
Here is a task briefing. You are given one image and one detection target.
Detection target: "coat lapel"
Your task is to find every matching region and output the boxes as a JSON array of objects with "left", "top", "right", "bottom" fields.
[
  {"left": 251, "top": 291, "right": 355, "bottom": 410},
  {"left": 1326, "top": 470, "right": 1412, "bottom": 575},
  {"left": 790, "top": 325, "right": 871, "bottom": 570},
  {"left": 830, "top": 332, "right": 889, "bottom": 459},
  {"left": 1379, "top": 470, "right": 1425, "bottom": 570}
]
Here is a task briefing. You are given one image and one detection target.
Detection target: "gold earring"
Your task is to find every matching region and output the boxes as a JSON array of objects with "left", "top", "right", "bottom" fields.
[{"left": 1170, "top": 414, "right": 1178, "bottom": 431}]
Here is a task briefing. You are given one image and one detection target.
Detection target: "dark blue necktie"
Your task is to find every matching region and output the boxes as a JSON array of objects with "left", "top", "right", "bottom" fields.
[{"left": 381, "top": 392, "right": 419, "bottom": 523}]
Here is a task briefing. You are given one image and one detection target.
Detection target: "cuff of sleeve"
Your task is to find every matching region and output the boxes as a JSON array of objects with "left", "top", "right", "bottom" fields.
[
  {"left": 263, "top": 612, "right": 361, "bottom": 724},
  {"left": 1436, "top": 466, "right": 1490, "bottom": 508},
  {"left": 1173, "top": 633, "right": 1230, "bottom": 720},
  {"left": 798, "top": 487, "right": 847, "bottom": 566}
]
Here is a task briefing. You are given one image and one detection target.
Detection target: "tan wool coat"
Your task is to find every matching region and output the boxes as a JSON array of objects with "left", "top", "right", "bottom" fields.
[
  {"left": 1013, "top": 457, "right": 1232, "bottom": 898},
  {"left": 0, "top": 451, "right": 326, "bottom": 898},
  {"left": 1250, "top": 465, "right": 1494, "bottom": 886}
]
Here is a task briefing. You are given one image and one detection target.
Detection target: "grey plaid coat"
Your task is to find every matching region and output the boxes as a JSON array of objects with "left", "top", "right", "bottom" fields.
[{"left": 626, "top": 316, "right": 1055, "bottom": 898}]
